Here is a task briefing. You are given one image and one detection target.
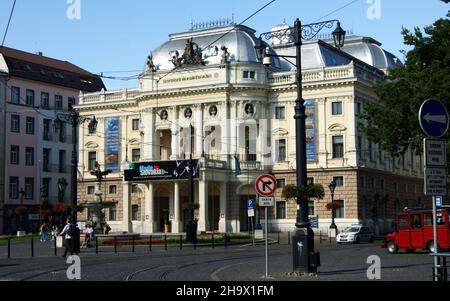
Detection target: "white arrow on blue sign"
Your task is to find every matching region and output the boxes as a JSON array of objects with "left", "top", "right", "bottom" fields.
[{"left": 419, "top": 99, "right": 449, "bottom": 138}]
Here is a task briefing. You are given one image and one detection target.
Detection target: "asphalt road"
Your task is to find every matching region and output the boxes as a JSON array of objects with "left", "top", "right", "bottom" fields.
[{"left": 0, "top": 239, "right": 434, "bottom": 281}]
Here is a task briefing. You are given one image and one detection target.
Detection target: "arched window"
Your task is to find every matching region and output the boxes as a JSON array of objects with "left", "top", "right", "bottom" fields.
[{"left": 132, "top": 205, "right": 139, "bottom": 221}]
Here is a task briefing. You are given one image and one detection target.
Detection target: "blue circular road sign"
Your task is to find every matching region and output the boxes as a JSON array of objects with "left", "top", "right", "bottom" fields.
[{"left": 419, "top": 99, "right": 449, "bottom": 138}]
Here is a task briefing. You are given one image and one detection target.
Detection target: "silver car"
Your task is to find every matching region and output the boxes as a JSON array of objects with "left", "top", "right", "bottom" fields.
[{"left": 336, "top": 225, "right": 375, "bottom": 244}]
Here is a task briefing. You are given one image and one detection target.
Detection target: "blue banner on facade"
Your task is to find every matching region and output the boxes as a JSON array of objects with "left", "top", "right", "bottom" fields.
[
  {"left": 305, "top": 99, "right": 316, "bottom": 162},
  {"left": 105, "top": 117, "right": 120, "bottom": 172}
]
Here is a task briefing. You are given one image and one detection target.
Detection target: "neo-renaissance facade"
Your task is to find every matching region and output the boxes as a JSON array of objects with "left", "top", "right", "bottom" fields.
[{"left": 76, "top": 21, "right": 431, "bottom": 235}]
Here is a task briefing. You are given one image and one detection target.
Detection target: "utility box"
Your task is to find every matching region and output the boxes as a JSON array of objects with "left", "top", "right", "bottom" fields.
[{"left": 293, "top": 228, "right": 318, "bottom": 273}]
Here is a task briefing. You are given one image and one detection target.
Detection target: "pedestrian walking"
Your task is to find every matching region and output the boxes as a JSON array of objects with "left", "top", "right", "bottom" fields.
[
  {"left": 51, "top": 225, "right": 59, "bottom": 241},
  {"left": 59, "top": 219, "right": 75, "bottom": 258},
  {"left": 82, "top": 224, "right": 93, "bottom": 248},
  {"left": 39, "top": 223, "right": 48, "bottom": 242}
]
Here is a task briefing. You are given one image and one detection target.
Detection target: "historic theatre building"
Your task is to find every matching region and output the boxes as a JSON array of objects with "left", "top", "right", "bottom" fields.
[{"left": 76, "top": 21, "right": 428, "bottom": 235}]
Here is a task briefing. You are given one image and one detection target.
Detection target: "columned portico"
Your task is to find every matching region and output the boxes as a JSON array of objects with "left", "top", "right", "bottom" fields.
[
  {"left": 122, "top": 181, "right": 132, "bottom": 233},
  {"left": 198, "top": 179, "right": 209, "bottom": 232},
  {"left": 143, "top": 183, "right": 155, "bottom": 233},
  {"left": 173, "top": 182, "right": 181, "bottom": 233}
]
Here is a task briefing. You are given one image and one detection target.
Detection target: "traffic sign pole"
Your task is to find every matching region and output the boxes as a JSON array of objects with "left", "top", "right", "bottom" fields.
[
  {"left": 433, "top": 196, "right": 439, "bottom": 281},
  {"left": 265, "top": 207, "right": 268, "bottom": 278}
]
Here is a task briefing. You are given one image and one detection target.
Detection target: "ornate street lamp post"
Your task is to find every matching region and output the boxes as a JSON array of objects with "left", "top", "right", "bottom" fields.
[
  {"left": 328, "top": 181, "right": 337, "bottom": 231},
  {"left": 256, "top": 18, "right": 346, "bottom": 273}
]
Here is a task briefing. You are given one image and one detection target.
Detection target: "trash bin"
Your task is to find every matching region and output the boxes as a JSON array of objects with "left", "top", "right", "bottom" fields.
[{"left": 56, "top": 236, "right": 64, "bottom": 248}]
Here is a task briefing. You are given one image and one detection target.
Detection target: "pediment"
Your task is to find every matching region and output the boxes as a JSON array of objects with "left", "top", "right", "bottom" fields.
[
  {"left": 128, "top": 138, "right": 141, "bottom": 145},
  {"left": 328, "top": 123, "right": 347, "bottom": 132},
  {"left": 85, "top": 141, "right": 99, "bottom": 149},
  {"left": 273, "top": 128, "right": 289, "bottom": 136}
]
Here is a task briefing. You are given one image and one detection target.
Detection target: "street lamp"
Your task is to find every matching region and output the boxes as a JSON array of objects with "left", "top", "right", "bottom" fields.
[
  {"left": 54, "top": 110, "right": 97, "bottom": 225},
  {"left": 328, "top": 181, "right": 337, "bottom": 230},
  {"left": 256, "top": 18, "right": 346, "bottom": 273}
]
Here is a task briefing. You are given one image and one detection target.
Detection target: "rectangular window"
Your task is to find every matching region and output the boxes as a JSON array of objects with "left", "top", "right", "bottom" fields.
[
  {"left": 308, "top": 201, "right": 315, "bottom": 216},
  {"left": 41, "top": 92, "right": 49, "bottom": 109},
  {"left": 360, "top": 176, "right": 365, "bottom": 188},
  {"left": 11, "top": 115, "right": 20, "bottom": 133},
  {"left": 243, "top": 71, "right": 256, "bottom": 79},
  {"left": 68, "top": 97, "right": 75, "bottom": 111},
  {"left": 41, "top": 178, "right": 50, "bottom": 198},
  {"left": 275, "top": 139, "right": 286, "bottom": 162},
  {"left": 370, "top": 178, "right": 375, "bottom": 189},
  {"left": 276, "top": 201, "right": 286, "bottom": 219},
  {"left": 333, "top": 176, "right": 344, "bottom": 187},
  {"left": 394, "top": 182, "right": 398, "bottom": 193},
  {"left": 132, "top": 205, "right": 139, "bottom": 221},
  {"left": 58, "top": 122, "right": 66, "bottom": 142},
  {"left": 26, "top": 89, "right": 35, "bottom": 107},
  {"left": 356, "top": 102, "right": 362, "bottom": 114},
  {"left": 132, "top": 149, "right": 141, "bottom": 162},
  {"left": 378, "top": 179, "right": 385, "bottom": 189},
  {"left": 275, "top": 107, "right": 285, "bottom": 119},
  {"left": 132, "top": 184, "right": 139, "bottom": 194},
  {"left": 43, "top": 148, "right": 51, "bottom": 172},
  {"left": 88, "top": 152, "right": 96, "bottom": 171},
  {"left": 26, "top": 117, "right": 35, "bottom": 135},
  {"left": 332, "top": 101, "right": 343, "bottom": 115},
  {"left": 132, "top": 119, "right": 140, "bottom": 131},
  {"left": 368, "top": 142, "right": 373, "bottom": 162},
  {"left": 109, "top": 206, "right": 117, "bottom": 221},
  {"left": 43, "top": 119, "right": 51, "bottom": 141},
  {"left": 410, "top": 150, "right": 414, "bottom": 168},
  {"left": 25, "top": 147, "right": 34, "bottom": 166},
  {"left": 276, "top": 179, "right": 286, "bottom": 189},
  {"left": 357, "top": 136, "right": 362, "bottom": 160},
  {"left": 9, "top": 177, "right": 19, "bottom": 199},
  {"left": 59, "top": 150, "right": 66, "bottom": 173},
  {"left": 335, "top": 200, "right": 345, "bottom": 218},
  {"left": 25, "top": 178, "right": 34, "bottom": 199},
  {"left": 109, "top": 185, "right": 117, "bottom": 194},
  {"left": 55, "top": 95, "right": 63, "bottom": 110},
  {"left": 332, "top": 136, "right": 344, "bottom": 159},
  {"left": 307, "top": 177, "right": 315, "bottom": 185},
  {"left": 398, "top": 215, "right": 409, "bottom": 230},
  {"left": 11, "top": 86, "right": 20, "bottom": 104},
  {"left": 10, "top": 145, "right": 19, "bottom": 165},
  {"left": 87, "top": 186, "right": 95, "bottom": 195}
]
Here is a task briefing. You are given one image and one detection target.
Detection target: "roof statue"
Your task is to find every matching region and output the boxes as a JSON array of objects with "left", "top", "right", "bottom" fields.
[
  {"left": 146, "top": 52, "right": 156, "bottom": 72},
  {"left": 171, "top": 39, "right": 204, "bottom": 68},
  {"left": 220, "top": 45, "right": 230, "bottom": 64}
]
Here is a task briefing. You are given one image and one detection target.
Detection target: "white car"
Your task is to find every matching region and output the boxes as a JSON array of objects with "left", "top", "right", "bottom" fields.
[{"left": 336, "top": 225, "right": 374, "bottom": 244}]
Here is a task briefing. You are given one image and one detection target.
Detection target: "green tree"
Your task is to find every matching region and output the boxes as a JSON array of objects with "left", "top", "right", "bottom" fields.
[{"left": 359, "top": 3, "right": 449, "bottom": 158}]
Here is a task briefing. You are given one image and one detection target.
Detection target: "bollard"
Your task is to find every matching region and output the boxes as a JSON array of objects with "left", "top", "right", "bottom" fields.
[
  {"left": 194, "top": 237, "right": 197, "bottom": 250},
  {"left": 180, "top": 235, "right": 183, "bottom": 251},
  {"left": 54, "top": 238, "right": 57, "bottom": 256},
  {"left": 114, "top": 236, "right": 117, "bottom": 254},
  {"left": 224, "top": 233, "right": 228, "bottom": 248},
  {"left": 7, "top": 238, "right": 11, "bottom": 259},
  {"left": 164, "top": 235, "right": 167, "bottom": 251},
  {"left": 320, "top": 230, "right": 322, "bottom": 244},
  {"left": 288, "top": 231, "right": 291, "bottom": 245},
  {"left": 278, "top": 232, "right": 280, "bottom": 244},
  {"left": 212, "top": 233, "right": 215, "bottom": 249},
  {"left": 132, "top": 237, "right": 135, "bottom": 253},
  {"left": 149, "top": 235, "right": 152, "bottom": 252},
  {"left": 95, "top": 237, "right": 98, "bottom": 254},
  {"left": 31, "top": 238, "right": 34, "bottom": 257}
]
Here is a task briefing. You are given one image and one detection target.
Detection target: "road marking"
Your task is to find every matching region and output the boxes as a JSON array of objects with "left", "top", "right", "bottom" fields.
[{"left": 210, "top": 262, "right": 248, "bottom": 281}]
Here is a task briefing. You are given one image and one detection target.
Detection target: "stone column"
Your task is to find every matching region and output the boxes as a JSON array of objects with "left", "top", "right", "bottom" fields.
[
  {"left": 122, "top": 181, "right": 132, "bottom": 233},
  {"left": 221, "top": 101, "right": 229, "bottom": 162},
  {"left": 346, "top": 96, "right": 357, "bottom": 166},
  {"left": 195, "top": 105, "right": 203, "bottom": 157},
  {"left": 170, "top": 106, "right": 179, "bottom": 160},
  {"left": 144, "top": 182, "right": 155, "bottom": 233},
  {"left": 198, "top": 180, "right": 209, "bottom": 232},
  {"left": 142, "top": 109, "right": 154, "bottom": 161},
  {"left": 173, "top": 182, "right": 181, "bottom": 233},
  {"left": 218, "top": 181, "right": 228, "bottom": 233},
  {"left": 121, "top": 116, "right": 128, "bottom": 167}
]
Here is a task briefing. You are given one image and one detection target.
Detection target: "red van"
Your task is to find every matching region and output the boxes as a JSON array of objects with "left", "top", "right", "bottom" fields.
[{"left": 385, "top": 208, "right": 450, "bottom": 254}]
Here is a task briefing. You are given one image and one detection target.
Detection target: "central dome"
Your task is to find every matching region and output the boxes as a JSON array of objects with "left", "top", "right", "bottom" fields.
[{"left": 149, "top": 25, "right": 280, "bottom": 71}]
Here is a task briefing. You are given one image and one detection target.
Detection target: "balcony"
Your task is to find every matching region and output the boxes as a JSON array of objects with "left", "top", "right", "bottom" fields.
[{"left": 240, "top": 161, "right": 262, "bottom": 171}]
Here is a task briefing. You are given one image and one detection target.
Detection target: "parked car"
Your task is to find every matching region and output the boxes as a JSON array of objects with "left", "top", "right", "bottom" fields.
[{"left": 336, "top": 225, "right": 375, "bottom": 244}]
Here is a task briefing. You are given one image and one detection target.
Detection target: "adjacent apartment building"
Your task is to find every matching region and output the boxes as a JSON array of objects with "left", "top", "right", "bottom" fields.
[{"left": 0, "top": 47, "right": 105, "bottom": 234}]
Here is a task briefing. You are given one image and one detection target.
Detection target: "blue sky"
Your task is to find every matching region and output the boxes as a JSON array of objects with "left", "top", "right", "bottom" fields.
[{"left": 1, "top": 0, "right": 448, "bottom": 90}]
